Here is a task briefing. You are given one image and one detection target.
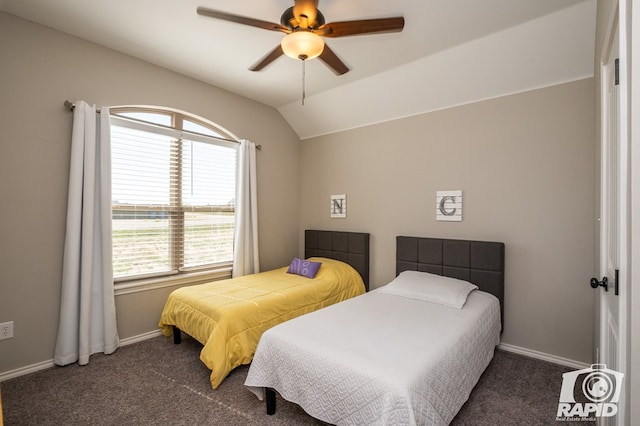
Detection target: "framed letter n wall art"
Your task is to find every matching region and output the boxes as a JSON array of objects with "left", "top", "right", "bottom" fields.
[{"left": 330, "top": 194, "right": 346, "bottom": 218}]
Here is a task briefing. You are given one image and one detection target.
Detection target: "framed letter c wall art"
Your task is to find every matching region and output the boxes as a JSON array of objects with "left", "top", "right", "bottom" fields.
[{"left": 436, "top": 190, "right": 462, "bottom": 221}]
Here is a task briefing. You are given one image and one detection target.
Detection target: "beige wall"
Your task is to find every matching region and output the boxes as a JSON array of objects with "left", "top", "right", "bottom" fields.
[
  {"left": 0, "top": 13, "right": 300, "bottom": 374},
  {"left": 299, "top": 79, "right": 595, "bottom": 363}
]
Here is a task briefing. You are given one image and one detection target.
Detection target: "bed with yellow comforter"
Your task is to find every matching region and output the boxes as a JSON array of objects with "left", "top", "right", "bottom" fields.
[{"left": 158, "top": 257, "right": 365, "bottom": 389}]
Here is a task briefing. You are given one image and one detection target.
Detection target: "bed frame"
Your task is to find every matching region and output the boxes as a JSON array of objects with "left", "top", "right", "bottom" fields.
[
  {"left": 264, "top": 235, "right": 504, "bottom": 415},
  {"left": 396, "top": 236, "right": 505, "bottom": 330},
  {"left": 172, "top": 229, "right": 371, "bottom": 344}
]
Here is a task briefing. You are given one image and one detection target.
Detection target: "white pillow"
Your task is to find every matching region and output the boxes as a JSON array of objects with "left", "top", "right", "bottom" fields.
[{"left": 378, "top": 270, "right": 478, "bottom": 309}]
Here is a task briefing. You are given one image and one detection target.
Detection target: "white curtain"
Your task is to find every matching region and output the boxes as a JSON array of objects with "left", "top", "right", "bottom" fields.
[
  {"left": 54, "top": 101, "right": 119, "bottom": 366},
  {"left": 232, "top": 139, "right": 260, "bottom": 277}
]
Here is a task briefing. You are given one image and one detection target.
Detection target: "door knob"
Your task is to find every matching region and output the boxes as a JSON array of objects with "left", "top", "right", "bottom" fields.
[{"left": 590, "top": 276, "right": 608, "bottom": 291}]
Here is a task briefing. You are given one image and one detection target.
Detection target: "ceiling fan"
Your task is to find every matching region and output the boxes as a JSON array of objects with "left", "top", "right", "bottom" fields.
[{"left": 197, "top": 0, "right": 405, "bottom": 75}]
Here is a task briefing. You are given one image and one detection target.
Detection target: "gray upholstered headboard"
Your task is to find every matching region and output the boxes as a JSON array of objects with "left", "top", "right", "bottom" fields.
[
  {"left": 396, "top": 236, "right": 505, "bottom": 329},
  {"left": 305, "top": 230, "right": 370, "bottom": 291}
]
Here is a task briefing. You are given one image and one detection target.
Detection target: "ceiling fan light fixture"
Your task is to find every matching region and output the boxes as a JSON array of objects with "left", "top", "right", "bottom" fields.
[{"left": 281, "top": 31, "right": 325, "bottom": 60}]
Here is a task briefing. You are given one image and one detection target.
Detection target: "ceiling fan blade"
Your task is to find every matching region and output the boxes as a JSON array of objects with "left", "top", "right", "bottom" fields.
[
  {"left": 318, "top": 17, "right": 404, "bottom": 38},
  {"left": 197, "top": 7, "right": 290, "bottom": 33},
  {"left": 318, "top": 44, "right": 349, "bottom": 75},
  {"left": 293, "top": 0, "right": 319, "bottom": 28},
  {"left": 249, "top": 45, "right": 284, "bottom": 71}
]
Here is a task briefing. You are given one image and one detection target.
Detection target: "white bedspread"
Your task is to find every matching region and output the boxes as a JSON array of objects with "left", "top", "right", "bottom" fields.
[{"left": 245, "top": 288, "right": 500, "bottom": 425}]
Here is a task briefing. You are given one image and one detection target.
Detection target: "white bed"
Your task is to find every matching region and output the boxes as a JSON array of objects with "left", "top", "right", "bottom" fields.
[
  {"left": 244, "top": 236, "right": 505, "bottom": 425},
  {"left": 246, "top": 278, "right": 500, "bottom": 424}
]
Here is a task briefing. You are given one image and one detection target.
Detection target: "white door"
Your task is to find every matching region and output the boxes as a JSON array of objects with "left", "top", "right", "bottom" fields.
[{"left": 596, "top": 6, "right": 628, "bottom": 425}]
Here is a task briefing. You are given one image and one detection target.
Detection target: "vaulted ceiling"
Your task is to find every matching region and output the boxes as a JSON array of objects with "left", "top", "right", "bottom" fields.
[{"left": 0, "top": 0, "right": 596, "bottom": 139}]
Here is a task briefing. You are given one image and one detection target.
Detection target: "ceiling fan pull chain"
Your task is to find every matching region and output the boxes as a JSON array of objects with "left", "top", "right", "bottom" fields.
[{"left": 301, "top": 55, "right": 307, "bottom": 106}]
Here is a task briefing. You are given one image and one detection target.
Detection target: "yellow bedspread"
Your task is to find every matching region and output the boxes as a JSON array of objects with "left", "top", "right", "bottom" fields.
[{"left": 158, "top": 257, "right": 365, "bottom": 388}]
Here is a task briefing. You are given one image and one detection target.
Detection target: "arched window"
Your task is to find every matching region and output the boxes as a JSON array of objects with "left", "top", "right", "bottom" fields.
[{"left": 109, "top": 107, "right": 238, "bottom": 283}]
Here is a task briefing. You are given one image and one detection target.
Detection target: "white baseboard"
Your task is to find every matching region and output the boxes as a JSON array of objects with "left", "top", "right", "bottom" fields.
[
  {"left": 119, "top": 329, "right": 163, "bottom": 346},
  {"left": 0, "top": 359, "right": 56, "bottom": 382},
  {"left": 0, "top": 330, "right": 163, "bottom": 383},
  {"left": 498, "top": 342, "right": 590, "bottom": 370}
]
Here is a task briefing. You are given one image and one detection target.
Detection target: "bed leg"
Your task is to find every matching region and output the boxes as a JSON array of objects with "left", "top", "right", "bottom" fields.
[
  {"left": 172, "top": 326, "right": 181, "bottom": 344},
  {"left": 266, "top": 388, "right": 276, "bottom": 415}
]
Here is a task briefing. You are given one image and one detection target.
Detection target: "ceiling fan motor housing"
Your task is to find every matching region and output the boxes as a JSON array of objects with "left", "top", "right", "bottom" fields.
[{"left": 280, "top": 6, "right": 325, "bottom": 30}]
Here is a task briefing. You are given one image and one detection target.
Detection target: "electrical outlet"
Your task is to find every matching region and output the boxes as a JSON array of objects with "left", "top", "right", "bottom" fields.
[{"left": 0, "top": 321, "right": 14, "bottom": 340}]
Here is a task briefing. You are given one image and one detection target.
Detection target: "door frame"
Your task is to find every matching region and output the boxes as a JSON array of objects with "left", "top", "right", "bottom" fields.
[{"left": 626, "top": 0, "right": 639, "bottom": 423}]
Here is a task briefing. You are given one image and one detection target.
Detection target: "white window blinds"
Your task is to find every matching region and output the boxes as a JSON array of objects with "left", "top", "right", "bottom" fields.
[{"left": 110, "top": 115, "right": 237, "bottom": 280}]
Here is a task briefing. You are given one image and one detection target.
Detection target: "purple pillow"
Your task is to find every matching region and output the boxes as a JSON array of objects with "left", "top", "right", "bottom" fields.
[{"left": 286, "top": 258, "right": 322, "bottom": 279}]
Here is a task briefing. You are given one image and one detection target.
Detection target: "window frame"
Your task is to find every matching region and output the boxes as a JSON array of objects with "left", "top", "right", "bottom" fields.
[{"left": 109, "top": 106, "right": 239, "bottom": 293}]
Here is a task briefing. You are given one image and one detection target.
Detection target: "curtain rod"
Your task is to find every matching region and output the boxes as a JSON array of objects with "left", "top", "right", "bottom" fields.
[
  {"left": 63, "top": 100, "right": 261, "bottom": 150},
  {"left": 64, "top": 100, "right": 95, "bottom": 112}
]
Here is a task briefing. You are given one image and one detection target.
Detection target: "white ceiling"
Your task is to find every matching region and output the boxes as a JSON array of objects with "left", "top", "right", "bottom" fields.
[{"left": 0, "top": 0, "right": 597, "bottom": 139}]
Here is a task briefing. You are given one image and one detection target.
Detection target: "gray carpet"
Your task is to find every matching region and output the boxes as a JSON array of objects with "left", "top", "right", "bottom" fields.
[{"left": 0, "top": 335, "right": 590, "bottom": 425}]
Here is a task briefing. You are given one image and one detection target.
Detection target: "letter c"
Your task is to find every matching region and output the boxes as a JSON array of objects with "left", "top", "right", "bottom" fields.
[{"left": 439, "top": 196, "right": 457, "bottom": 216}]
